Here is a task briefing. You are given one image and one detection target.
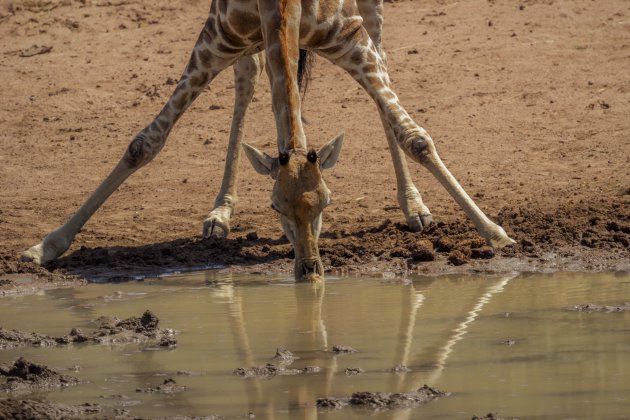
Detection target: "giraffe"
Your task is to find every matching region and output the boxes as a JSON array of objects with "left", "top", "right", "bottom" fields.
[{"left": 22, "top": 0, "right": 516, "bottom": 281}]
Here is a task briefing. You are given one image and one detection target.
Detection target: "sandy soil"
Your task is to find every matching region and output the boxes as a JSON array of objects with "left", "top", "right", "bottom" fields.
[{"left": 0, "top": 0, "right": 628, "bottom": 294}]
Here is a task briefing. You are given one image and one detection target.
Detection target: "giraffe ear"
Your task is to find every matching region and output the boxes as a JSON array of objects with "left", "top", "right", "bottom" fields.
[
  {"left": 318, "top": 132, "right": 344, "bottom": 170},
  {"left": 243, "top": 143, "right": 275, "bottom": 176}
]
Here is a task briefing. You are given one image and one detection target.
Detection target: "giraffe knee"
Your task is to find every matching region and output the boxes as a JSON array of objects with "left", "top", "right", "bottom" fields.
[
  {"left": 124, "top": 130, "right": 163, "bottom": 169},
  {"left": 403, "top": 130, "right": 434, "bottom": 164}
]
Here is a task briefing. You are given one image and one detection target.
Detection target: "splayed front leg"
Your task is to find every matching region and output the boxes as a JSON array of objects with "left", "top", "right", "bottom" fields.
[
  {"left": 326, "top": 29, "right": 515, "bottom": 249},
  {"left": 404, "top": 129, "right": 515, "bottom": 248}
]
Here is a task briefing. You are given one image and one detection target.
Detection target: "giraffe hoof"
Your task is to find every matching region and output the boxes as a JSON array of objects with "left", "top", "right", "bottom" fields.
[
  {"left": 21, "top": 244, "right": 45, "bottom": 264},
  {"left": 202, "top": 206, "right": 233, "bottom": 239},
  {"left": 21, "top": 229, "right": 73, "bottom": 265},
  {"left": 486, "top": 226, "right": 517, "bottom": 249},
  {"left": 202, "top": 217, "right": 230, "bottom": 238},
  {"left": 407, "top": 212, "right": 433, "bottom": 233}
]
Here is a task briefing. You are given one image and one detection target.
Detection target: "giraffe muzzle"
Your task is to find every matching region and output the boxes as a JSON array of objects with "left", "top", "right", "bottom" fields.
[{"left": 296, "top": 257, "right": 324, "bottom": 282}]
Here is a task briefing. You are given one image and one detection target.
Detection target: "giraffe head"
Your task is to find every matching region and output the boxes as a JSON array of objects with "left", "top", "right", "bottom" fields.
[{"left": 243, "top": 133, "right": 344, "bottom": 282}]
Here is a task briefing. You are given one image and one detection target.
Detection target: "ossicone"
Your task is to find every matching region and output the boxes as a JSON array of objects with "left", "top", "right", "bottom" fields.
[{"left": 279, "top": 152, "right": 290, "bottom": 166}]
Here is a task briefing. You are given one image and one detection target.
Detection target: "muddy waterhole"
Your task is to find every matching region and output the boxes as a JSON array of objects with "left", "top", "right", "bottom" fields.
[{"left": 1, "top": 272, "right": 629, "bottom": 419}]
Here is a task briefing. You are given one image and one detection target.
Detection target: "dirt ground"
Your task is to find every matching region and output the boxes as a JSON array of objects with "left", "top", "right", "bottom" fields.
[{"left": 0, "top": 0, "right": 628, "bottom": 294}]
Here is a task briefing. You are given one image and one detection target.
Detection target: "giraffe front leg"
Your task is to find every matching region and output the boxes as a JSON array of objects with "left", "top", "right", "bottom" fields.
[
  {"left": 324, "top": 30, "right": 515, "bottom": 248},
  {"left": 22, "top": 21, "right": 240, "bottom": 264},
  {"left": 203, "top": 53, "right": 265, "bottom": 238}
]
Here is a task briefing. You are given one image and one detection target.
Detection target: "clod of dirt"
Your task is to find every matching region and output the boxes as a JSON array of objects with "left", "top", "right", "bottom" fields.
[
  {"left": 0, "top": 357, "right": 81, "bottom": 394},
  {"left": 472, "top": 413, "right": 505, "bottom": 420},
  {"left": 345, "top": 367, "right": 365, "bottom": 376},
  {"left": 91, "top": 310, "right": 176, "bottom": 345},
  {"left": 434, "top": 237, "right": 456, "bottom": 252},
  {"left": 567, "top": 302, "right": 630, "bottom": 313},
  {"left": 332, "top": 345, "right": 358, "bottom": 354},
  {"left": 448, "top": 250, "right": 469, "bottom": 266},
  {"left": 391, "top": 364, "right": 411, "bottom": 374},
  {"left": 272, "top": 347, "right": 297, "bottom": 364},
  {"left": 0, "top": 399, "right": 101, "bottom": 419},
  {"left": 233, "top": 363, "right": 321, "bottom": 379},
  {"left": 471, "top": 247, "right": 495, "bottom": 259},
  {"left": 176, "top": 370, "right": 204, "bottom": 377},
  {"left": 0, "top": 328, "right": 59, "bottom": 350},
  {"left": 19, "top": 45, "right": 53, "bottom": 57},
  {"left": 0, "top": 311, "right": 174, "bottom": 350},
  {"left": 316, "top": 397, "right": 348, "bottom": 410},
  {"left": 136, "top": 378, "right": 186, "bottom": 394},
  {"left": 410, "top": 241, "right": 435, "bottom": 262},
  {"left": 233, "top": 364, "right": 281, "bottom": 379},
  {"left": 316, "top": 385, "right": 448, "bottom": 411}
]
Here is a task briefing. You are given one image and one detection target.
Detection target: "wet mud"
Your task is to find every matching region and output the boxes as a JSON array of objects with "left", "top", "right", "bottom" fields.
[
  {"left": 332, "top": 344, "right": 358, "bottom": 354},
  {"left": 0, "top": 357, "right": 82, "bottom": 395},
  {"left": 567, "top": 302, "right": 630, "bottom": 313},
  {"left": 0, "top": 398, "right": 101, "bottom": 419},
  {"left": 0, "top": 310, "right": 176, "bottom": 349},
  {"left": 234, "top": 349, "right": 322, "bottom": 379},
  {"left": 90, "top": 310, "right": 177, "bottom": 346},
  {"left": 316, "top": 384, "right": 449, "bottom": 411},
  {"left": 136, "top": 378, "right": 186, "bottom": 395}
]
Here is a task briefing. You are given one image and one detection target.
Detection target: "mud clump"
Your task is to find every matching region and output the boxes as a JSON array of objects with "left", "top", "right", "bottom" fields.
[
  {"left": 0, "top": 399, "right": 101, "bottom": 418},
  {"left": 567, "top": 302, "right": 630, "bottom": 313},
  {"left": 316, "top": 385, "right": 448, "bottom": 410},
  {"left": 234, "top": 348, "right": 321, "bottom": 378},
  {"left": 136, "top": 378, "right": 186, "bottom": 394},
  {"left": 0, "top": 357, "right": 81, "bottom": 394},
  {"left": 0, "top": 328, "right": 60, "bottom": 350},
  {"left": 332, "top": 344, "right": 358, "bottom": 354},
  {"left": 0, "top": 310, "right": 176, "bottom": 349},
  {"left": 91, "top": 310, "right": 176, "bottom": 345},
  {"left": 344, "top": 367, "right": 365, "bottom": 376},
  {"left": 272, "top": 347, "right": 298, "bottom": 365},
  {"left": 233, "top": 364, "right": 319, "bottom": 379},
  {"left": 391, "top": 364, "right": 411, "bottom": 374},
  {"left": 472, "top": 413, "right": 505, "bottom": 420},
  {"left": 448, "top": 250, "right": 469, "bottom": 266}
]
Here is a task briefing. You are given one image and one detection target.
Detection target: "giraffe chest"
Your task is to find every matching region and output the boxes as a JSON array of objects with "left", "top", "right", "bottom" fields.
[{"left": 216, "top": 0, "right": 363, "bottom": 53}]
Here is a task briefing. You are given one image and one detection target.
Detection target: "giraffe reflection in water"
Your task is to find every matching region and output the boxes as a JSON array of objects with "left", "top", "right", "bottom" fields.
[{"left": 212, "top": 273, "right": 515, "bottom": 419}]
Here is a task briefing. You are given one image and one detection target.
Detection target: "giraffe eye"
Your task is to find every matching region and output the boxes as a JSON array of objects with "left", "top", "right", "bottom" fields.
[{"left": 307, "top": 149, "right": 317, "bottom": 163}]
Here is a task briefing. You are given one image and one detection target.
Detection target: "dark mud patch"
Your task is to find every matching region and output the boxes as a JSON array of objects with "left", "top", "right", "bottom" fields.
[
  {"left": 567, "top": 302, "right": 630, "bottom": 313},
  {"left": 1, "top": 198, "right": 629, "bottom": 295},
  {"left": 0, "top": 398, "right": 101, "bottom": 418},
  {"left": 0, "top": 252, "right": 85, "bottom": 296},
  {"left": 316, "top": 384, "right": 448, "bottom": 411},
  {"left": 136, "top": 378, "right": 186, "bottom": 394},
  {"left": 0, "top": 357, "right": 82, "bottom": 394},
  {"left": 0, "top": 310, "right": 176, "bottom": 349}
]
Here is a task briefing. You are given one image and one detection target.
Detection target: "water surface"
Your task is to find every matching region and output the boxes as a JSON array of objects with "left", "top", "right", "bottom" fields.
[{"left": 0, "top": 272, "right": 629, "bottom": 419}]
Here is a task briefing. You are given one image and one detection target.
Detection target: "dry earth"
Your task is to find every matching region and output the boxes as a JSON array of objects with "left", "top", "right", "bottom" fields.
[{"left": 0, "top": 0, "right": 629, "bottom": 294}]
